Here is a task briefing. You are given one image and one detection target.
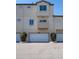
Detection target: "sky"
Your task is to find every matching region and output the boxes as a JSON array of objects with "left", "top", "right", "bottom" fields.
[{"left": 16, "top": 0, "right": 63, "bottom": 15}]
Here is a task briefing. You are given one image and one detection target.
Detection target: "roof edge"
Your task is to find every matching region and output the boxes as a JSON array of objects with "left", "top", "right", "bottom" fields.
[
  {"left": 16, "top": 3, "right": 36, "bottom": 5},
  {"left": 16, "top": 3, "right": 54, "bottom": 6},
  {"left": 53, "top": 15, "right": 63, "bottom": 17},
  {"left": 36, "top": 1, "right": 54, "bottom": 5}
]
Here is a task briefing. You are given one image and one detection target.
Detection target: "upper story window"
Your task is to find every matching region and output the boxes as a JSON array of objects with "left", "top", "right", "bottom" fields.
[
  {"left": 16, "top": 18, "right": 21, "bottom": 22},
  {"left": 27, "top": 6, "right": 31, "bottom": 8},
  {"left": 40, "top": 20, "right": 47, "bottom": 23},
  {"left": 40, "top": 5, "right": 47, "bottom": 11},
  {"left": 29, "top": 19, "right": 34, "bottom": 25}
]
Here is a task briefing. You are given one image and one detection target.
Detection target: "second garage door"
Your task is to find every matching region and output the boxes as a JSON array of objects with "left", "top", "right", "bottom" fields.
[
  {"left": 29, "top": 33, "right": 49, "bottom": 43},
  {"left": 56, "top": 30, "right": 63, "bottom": 42}
]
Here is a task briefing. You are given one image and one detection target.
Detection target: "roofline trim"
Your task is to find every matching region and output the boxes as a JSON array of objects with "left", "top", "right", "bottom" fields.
[
  {"left": 53, "top": 15, "right": 63, "bottom": 17},
  {"left": 16, "top": 3, "right": 54, "bottom": 6},
  {"left": 16, "top": 4, "right": 37, "bottom": 5},
  {"left": 36, "top": 0, "right": 54, "bottom": 5}
]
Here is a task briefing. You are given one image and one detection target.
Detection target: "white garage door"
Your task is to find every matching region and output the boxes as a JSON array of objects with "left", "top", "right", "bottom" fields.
[
  {"left": 29, "top": 33, "right": 49, "bottom": 42},
  {"left": 16, "top": 34, "right": 21, "bottom": 43}
]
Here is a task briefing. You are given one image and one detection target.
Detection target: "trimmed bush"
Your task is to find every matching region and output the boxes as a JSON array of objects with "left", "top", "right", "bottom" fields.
[
  {"left": 20, "top": 32, "right": 27, "bottom": 42},
  {"left": 51, "top": 33, "right": 56, "bottom": 42}
]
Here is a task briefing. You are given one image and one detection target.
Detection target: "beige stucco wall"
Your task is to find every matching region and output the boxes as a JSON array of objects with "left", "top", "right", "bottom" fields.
[
  {"left": 16, "top": 1, "right": 63, "bottom": 33},
  {"left": 36, "top": 2, "right": 54, "bottom": 33},
  {"left": 16, "top": 17, "right": 23, "bottom": 33},
  {"left": 53, "top": 16, "right": 63, "bottom": 32},
  {"left": 36, "top": 2, "right": 50, "bottom": 16},
  {"left": 16, "top": 5, "right": 38, "bottom": 33}
]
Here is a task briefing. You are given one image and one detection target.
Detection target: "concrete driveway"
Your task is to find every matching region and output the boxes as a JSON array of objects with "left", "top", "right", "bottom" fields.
[{"left": 16, "top": 42, "right": 63, "bottom": 59}]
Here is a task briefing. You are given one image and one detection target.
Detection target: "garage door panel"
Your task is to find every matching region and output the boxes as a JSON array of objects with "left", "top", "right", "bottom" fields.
[
  {"left": 16, "top": 34, "right": 21, "bottom": 43},
  {"left": 56, "top": 34, "right": 63, "bottom": 42},
  {"left": 56, "top": 30, "right": 63, "bottom": 42},
  {"left": 29, "top": 34, "right": 49, "bottom": 42}
]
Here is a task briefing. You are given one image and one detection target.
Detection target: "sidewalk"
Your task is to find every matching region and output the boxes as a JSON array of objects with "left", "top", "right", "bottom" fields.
[{"left": 16, "top": 42, "right": 63, "bottom": 59}]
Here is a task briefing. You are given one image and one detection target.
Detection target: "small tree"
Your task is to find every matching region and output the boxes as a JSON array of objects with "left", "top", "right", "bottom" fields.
[
  {"left": 51, "top": 33, "right": 56, "bottom": 42},
  {"left": 20, "top": 32, "right": 27, "bottom": 42}
]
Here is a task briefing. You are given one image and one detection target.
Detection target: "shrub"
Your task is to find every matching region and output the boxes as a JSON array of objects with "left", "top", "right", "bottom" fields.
[
  {"left": 51, "top": 33, "right": 56, "bottom": 42},
  {"left": 20, "top": 32, "right": 27, "bottom": 42}
]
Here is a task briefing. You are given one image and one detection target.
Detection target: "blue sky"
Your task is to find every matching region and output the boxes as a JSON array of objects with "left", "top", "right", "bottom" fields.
[{"left": 16, "top": 0, "right": 63, "bottom": 15}]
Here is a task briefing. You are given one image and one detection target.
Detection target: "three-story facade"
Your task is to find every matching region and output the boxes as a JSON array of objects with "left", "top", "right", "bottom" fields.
[{"left": 16, "top": 0, "right": 63, "bottom": 42}]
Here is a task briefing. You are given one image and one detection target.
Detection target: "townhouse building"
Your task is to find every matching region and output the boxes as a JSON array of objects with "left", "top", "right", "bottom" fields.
[{"left": 16, "top": 0, "right": 63, "bottom": 42}]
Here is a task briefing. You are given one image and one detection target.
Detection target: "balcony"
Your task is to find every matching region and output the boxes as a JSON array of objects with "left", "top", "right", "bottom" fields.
[
  {"left": 36, "top": 11, "right": 49, "bottom": 16},
  {"left": 38, "top": 22, "right": 48, "bottom": 29}
]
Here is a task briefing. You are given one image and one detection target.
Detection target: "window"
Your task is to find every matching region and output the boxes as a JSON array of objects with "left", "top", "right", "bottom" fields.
[
  {"left": 29, "top": 19, "right": 34, "bottom": 25},
  {"left": 17, "top": 18, "right": 21, "bottom": 22},
  {"left": 40, "top": 20, "right": 47, "bottom": 22},
  {"left": 27, "top": 6, "right": 31, "bottom": 8},
  {"left": 40, "top": 5, "right": 47, "bottom": 11}
]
